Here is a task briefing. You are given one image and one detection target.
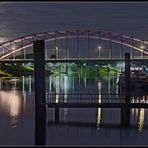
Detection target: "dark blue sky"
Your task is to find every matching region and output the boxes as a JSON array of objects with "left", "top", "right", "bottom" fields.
[{"left": 0, "top": 2, "right": 148, "bottom": 42}]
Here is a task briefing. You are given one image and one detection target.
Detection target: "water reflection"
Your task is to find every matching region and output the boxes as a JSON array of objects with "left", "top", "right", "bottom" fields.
[
  {"left": 0, "top": 86, "right": 22, "bottom": 128},
  {"left": 131, "top": 95, "right": 148, "bottom": 131},
  {"left": 0, "top": 76, "right": 36, "bottom": 130},
  {"left": 97, "top": 81, "right": 102, "bottom": 129},
  {"left": 138, "top": 108, "right": 145, "bottom": 132},
  {"left": 0, "top": 73, "right": 147, "bottom": 130},
  {"left": 49, "top": 74, "right": 70, "bottom": 94}
]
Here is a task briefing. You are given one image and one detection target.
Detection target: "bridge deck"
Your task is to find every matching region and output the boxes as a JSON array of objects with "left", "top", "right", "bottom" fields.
[{"left": 0, "top": 58, "right": 147, "bottom": 63}]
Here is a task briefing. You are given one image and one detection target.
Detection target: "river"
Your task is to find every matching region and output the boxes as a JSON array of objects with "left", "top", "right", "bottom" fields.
[{"left": 0, "top": 72, "right": 147, "bottom": 145}]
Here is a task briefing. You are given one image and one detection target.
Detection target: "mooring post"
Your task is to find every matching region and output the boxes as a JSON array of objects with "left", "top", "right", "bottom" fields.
[
  {"left": 121, "top": 53, "right": 130, "bottom": 127},
  {"left": 33, "top": 40, "right": 46, "bottom": 145}
]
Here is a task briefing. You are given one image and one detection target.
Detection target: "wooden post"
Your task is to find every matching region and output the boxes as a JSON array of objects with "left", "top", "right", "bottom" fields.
[
  {"left": 121, "top": 53, "right": 130, "bottom": 127},
  {"left": 125, "top": 53, "right": 130, "bottom": 105},
  {"left": 33, "top": 40, "right": 46, "bottom": 145},
  {"left": 125, "top": 52, "right": 130, "bottom": 127}
]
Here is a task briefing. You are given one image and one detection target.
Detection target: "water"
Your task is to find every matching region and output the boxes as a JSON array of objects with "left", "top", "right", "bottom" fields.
[{"left": 0, "top": 73, "right": 148, "bottom": 145}]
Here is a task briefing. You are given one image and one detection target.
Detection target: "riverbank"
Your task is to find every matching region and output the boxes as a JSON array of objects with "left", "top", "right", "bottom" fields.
[{"left": 0, "top": 64, "right": 120, "bottom": 77}]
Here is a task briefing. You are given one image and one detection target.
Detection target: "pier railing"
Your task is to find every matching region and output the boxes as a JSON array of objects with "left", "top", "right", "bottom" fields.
[{"left": 46, "top": 92, "right": 148, "bottom": 105}]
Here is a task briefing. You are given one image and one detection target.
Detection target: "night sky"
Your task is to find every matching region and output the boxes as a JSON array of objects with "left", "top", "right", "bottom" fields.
[{"left": 0, "top": 2, "right": 148, "bottom": 43}]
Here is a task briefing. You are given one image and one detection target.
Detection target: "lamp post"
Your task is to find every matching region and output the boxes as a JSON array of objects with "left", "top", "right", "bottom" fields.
[
  {"left": 12, "top": 46, "right": 16, "bottom": 59},
  {"left": 97, "top": 45, "right": 101, "bottom": 59},
  {"left": 140, "top": 44, "right": 145, "bottom": 59},
  {"left": 55, "top": 46, "right": 59, "bottom": 59}
]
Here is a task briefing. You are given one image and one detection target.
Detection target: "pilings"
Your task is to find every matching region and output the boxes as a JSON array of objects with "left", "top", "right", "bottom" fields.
[
  {"left": 121, "top": 53, "right": 130, "bottom": 127},
  {"left": 33, "top": 40, "right": 46, "bottom": 145}
]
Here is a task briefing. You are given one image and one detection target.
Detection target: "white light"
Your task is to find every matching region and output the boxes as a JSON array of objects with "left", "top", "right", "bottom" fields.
[
  {"left": 98, "top": 46, "right": 102, "bottom": 50},
  {"left": 11, "top": 46, "right": 16, "bottom": 50},
  {"left": 140, "top": 45, "right": 145, "bottom": 50},
  {"left": 0, "top": 88, "right": 21, "bottom": 121},
  {"left": 55, "top": 46, "right": 59, "bottom": 50}
]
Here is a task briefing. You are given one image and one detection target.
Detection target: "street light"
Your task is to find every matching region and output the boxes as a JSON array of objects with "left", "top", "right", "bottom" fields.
[
  {"left": 55, "top": 46, "right": 59, "bottom": 59},
  {"left": 12, "top": 46, "right": 16, "bottom": 50},
  {"left": 97, "top": 45, "right": 102, "bottom": 59},
  {"left": 11, "top": 45, "right": 16, "bottom": 59},
  {"left": 140, "top": 44, "right": 145, "bottom": 59}
]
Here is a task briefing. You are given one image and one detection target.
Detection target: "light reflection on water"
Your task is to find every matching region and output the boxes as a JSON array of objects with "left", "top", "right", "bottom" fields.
[
  {"left": 138, "top": 108, "right": 145, "bottom": 132},
  {"left": 0, "top": 86, "right": 22, "bottom": 128},
  {"left": 0, "top": 74, "right": 147, "bottom": 128},
  {"left": 97, "top": 81, "right": 102, "bottom": 129},
  {"left": 0, "top": 73, "right": 148, "bottom": 144},
  {"left": 47, "top": 73, "right": 147, "bottom": 131}
]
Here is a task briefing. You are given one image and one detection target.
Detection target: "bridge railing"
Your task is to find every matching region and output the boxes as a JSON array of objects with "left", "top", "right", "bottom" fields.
[{"left": 0, "top": 57, "right": 148, "bottom": 62}]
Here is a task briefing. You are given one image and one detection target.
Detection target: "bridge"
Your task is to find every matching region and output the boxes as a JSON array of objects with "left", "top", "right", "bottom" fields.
[{"left": 0, "top": 29, "right": 148, "bottom": 63}]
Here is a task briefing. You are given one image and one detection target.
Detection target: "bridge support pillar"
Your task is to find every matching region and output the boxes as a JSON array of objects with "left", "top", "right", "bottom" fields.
[
  {"left": 121, "top": 53, "right": 130, "bottom": 128},
  {"left": 33, "top": 40, "right": 46, "bottom": 145}
]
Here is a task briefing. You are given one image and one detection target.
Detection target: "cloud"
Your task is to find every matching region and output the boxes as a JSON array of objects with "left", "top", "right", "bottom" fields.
[{"left": 0, "top": 2, "right": 148, "bottom": 41}]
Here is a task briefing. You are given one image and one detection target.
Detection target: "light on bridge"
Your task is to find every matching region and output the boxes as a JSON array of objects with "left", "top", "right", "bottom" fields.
[
  {"left": 55, "top": 46, "right": 59, "bottom": 50},
  {"left": 97, "top": 45, "right": 102, "bottom": 50},
  {"left": 140, "top": 45, "right": 145, "bottom": 50},
  {"left": 11, "top": 46, "right": 16, "bottom": 50},
  {"left": 54, "top": 46, "right": 59, "bottom": 59},
  {"left": 97, "top": 45, "right": 102, "bottom": 59},
  {"left": 140, "top": 44, "right": 145, "bottom": 58}
]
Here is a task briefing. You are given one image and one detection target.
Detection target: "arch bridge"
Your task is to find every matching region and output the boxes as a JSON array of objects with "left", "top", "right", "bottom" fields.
[{"left": 0, "top": 29, "right": 148, "bottom": 63}]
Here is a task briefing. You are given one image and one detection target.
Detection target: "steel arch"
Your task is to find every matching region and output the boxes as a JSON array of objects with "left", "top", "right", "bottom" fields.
[{"left": 0, "top": 29, "right": 148, "bottom": 59}]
